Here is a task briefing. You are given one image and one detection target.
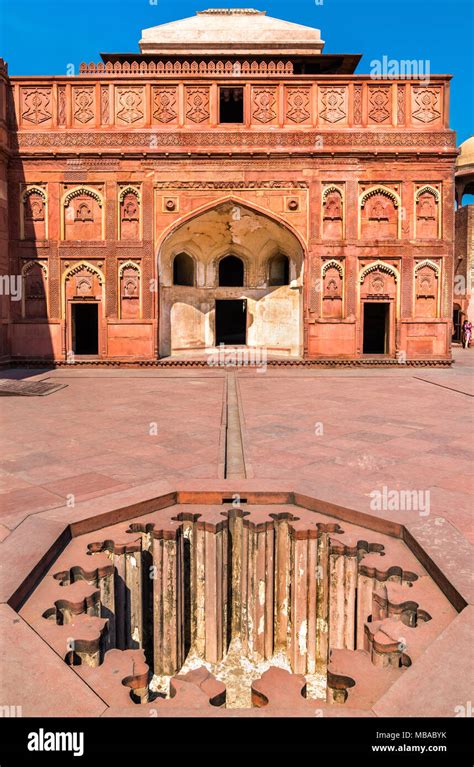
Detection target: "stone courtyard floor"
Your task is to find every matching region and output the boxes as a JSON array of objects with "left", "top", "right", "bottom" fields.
[{"left": 0, "top": 347, "right": 472, "bottom": 544}]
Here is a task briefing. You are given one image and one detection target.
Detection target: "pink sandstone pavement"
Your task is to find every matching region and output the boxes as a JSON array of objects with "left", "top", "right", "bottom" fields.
[{"left": 0, "top": 347, "right": 472, "bottom": 541}]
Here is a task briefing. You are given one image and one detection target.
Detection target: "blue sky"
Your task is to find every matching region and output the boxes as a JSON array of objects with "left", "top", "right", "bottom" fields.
[{"left": 0, "top": 0, "right": 472, "bottom": 143}]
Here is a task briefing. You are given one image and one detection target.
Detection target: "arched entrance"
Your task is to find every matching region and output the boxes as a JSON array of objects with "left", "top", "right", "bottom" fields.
[
  {"left": 358, "top": 261, "right": 400, "bottom": 357},
  {"left": 157, "top": 201, "right": 304, "bottom": 358},
  {"left": 62, "top": 261, "right": 105, "bottom": 358}
]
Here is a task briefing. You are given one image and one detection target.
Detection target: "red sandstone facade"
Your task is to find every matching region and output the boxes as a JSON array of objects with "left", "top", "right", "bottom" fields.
[{"left": 0, "top": 10, "right": 457, "bottom": 364}]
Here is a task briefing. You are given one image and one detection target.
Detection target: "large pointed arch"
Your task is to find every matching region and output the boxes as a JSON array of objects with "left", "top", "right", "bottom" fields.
[
  {"left": 156, "top": 197, "right": 306, "bottom": 358},
  {"left": 156, "top": 195, "right": 308, "bottom": 255}
]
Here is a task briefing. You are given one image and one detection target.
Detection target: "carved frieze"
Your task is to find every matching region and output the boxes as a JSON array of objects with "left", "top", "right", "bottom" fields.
[{"left": 16, "top": 131, "right": 457, "bottom": 149}]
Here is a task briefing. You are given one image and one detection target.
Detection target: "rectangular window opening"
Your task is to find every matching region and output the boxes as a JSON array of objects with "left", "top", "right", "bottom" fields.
[{"left": 219, "top": 87, "right": 244, "bottom": 124}]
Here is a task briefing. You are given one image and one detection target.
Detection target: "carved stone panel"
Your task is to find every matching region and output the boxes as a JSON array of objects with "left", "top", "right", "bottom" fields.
[
  {"left": 100, "top": 86, "right": 110, "bottom": 125},
  {"left": 318, "top": 87, "right": 347, "bottom": 124},
  {"left": 285, "top": 87, "right": 311, "bottom": 125},
  {"left": 57, "top": 86, "right": 66, "bottom": 126},
  {"left": 115, "top": 87, "right": 145, "bottom": 125},
  {"left": 21, "top": 87, "right": 53, "bottom": 127},
  {"left": 73, "top": 87, "right": 95, "bottom": 126},
  {"left": 353, "top": 85, "right": 362, "bottom": 125},
  {"left": 412, "top": 87, "right": 442, "bottom": 124},
  {"left": 368, "top": 87, "right": 392, "bottom": 124},
  {"left": 185, "top": 87, "right": 210, "bottom": 124},
  {"left": 153, "top": 87, "right": 178, "bottom": 124},
  {"left": 251, "top": 87, "right": 278, "bottom": 125}
]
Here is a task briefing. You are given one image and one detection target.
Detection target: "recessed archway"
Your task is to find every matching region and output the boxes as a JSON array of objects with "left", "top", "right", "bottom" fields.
[{"left": 158, "top": 200, "right": 304, "bottom": 358}]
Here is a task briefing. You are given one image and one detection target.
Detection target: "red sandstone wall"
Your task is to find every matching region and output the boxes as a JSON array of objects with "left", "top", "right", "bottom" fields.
[{"left": 4, "top": 71, "right": 456, "bottom": 362}]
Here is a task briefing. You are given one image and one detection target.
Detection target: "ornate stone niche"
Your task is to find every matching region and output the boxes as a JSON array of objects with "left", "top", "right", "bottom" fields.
[
  {"left": 62, "top": 187, "right": 104, "bottom": 241},
  {"left": 119, "top": 261, "right": 141, "bottom": 319},
  {"left": 118, "top": 186, "right": 141, "bottom": 241},
  {"left": 415, "top": 185, "right": 440, "bottom": 240},
  {"left": 63, "top": 261, "right": 104, "bottom": 313},
  {"left": 414, "top": 260, "right": 439, "bottom": 318},
  {"left": 322, "top": 260, "right": 344, "bottom": 319},
  {"left": 322, "top": 185, "right": 344, "bottom": 240},
  {"left": 21, "top": 186, "right": 47, "bottom": 240},
  {"left": 359, "top": 261, "right": 398, "bottom": 303},
  {"left": 360, "top": 187, "right": 400, "bottom": 240},
  {"left": 22, "top": 261, "right": 47, "bottom": 319}
]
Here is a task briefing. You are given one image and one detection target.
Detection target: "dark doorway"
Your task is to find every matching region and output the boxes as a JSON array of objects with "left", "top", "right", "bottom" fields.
[
  {"left": 363, "top": 302, "right": 389, "bottom": 354},
  {"left": 219, "top": 255, "right": 244, "bottom": 287},
  {"left": 219, "top": 87, "right": 244, "bottom": 123},
  {"left": 216, "top": 300, "right": 247, "bottom": 345},
  {"left": 72, "top": 303, "right": 99, "bottom": 355},
  {"left": 452, "top": 306, "right": 462, "bottom": 342}
]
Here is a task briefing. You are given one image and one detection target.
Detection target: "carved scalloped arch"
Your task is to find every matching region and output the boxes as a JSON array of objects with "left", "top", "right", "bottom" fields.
[
  {"left": 21, "top": 186, "right": 47, "bottom": 203},
  {"left": 415, "top": 185, "right": 440, "bottom": 202},
  {"left": 21, "top": 260, "right": 48, "bottom": 277},
  {"left": 119, "top": 186, "right": 140, "bottom": 203},
  {"left": 360, "top": 186, "right": 400, "bottom": 208},
  {"left": 322, "top": 259, "right": 344, "bottom": 275},
  {"left": 63, "top": 187, "right": 103, "bottom": 208},
  {"left": 414, "top": 259, "right": 440, "bottom": 274},
  {"left": 322, "top": 185, "right": 344, "bottom": 202},
  {"left": 64, "top": 261, "right": 104, "bottom": 284},
  {"left": 359, "top": 260, "right": 399, "bottom": 284},
  {"left": 119, "top": 260, "right": 141, "bottom": 277}
]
